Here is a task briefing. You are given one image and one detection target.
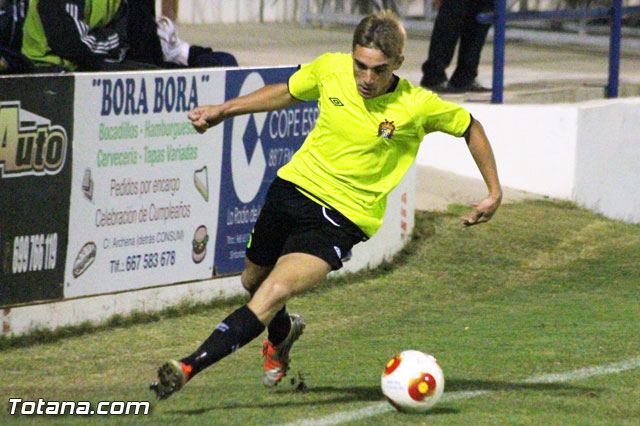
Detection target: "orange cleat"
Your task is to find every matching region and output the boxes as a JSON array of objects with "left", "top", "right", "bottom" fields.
[{"left": 262, "top": 314, "right": 306, "bottom": 387}]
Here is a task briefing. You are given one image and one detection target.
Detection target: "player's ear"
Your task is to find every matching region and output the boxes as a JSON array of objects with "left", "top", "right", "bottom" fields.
[{"left": 394, "top": 55, "right": 404, "bottom": 70}]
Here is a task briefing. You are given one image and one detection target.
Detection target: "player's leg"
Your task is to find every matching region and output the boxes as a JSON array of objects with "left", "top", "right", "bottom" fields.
[
  {"left": 241, "top": 257, "right": 273, "bottom": 295},
  {"left": 449, "top": 0, "right": 493, "bottom": 90},
  {"left": 421, "top": 0, "right": 467, "bottom": 88},
  {"left": 250, "top": 253, "right": 330, "bottom": 386},
  {"left": 150, "top": 180, "right": 289, "bottom": 399},
  {"left": 242, "top": 257, "right": 294, "bottom": 354},
  {"left": 243, "top": 179, "right": 340, "bottom": 385},
  {"left": 149, "top": 179, "right": 365, "bottom": 397},
  {"left": 238, "top": 178, "right": 302, "bottom": 354},
  {"left": 174, "top": 213, "right": 304, "bottom": 376},
  {"left": 187, "top": 46, "right": 239, "bottom": 67},
  {"left": 180, "top": 252, "right": 329, "bottom": 381},
  {"left": 258, "top": 201, "right": 368, "bottom": 386},
  {"left": 150, "top": 253, "right": 330, "bottom": 399},
  {"left": 248, "top": 253, "right": 330, "bottom": 323}
]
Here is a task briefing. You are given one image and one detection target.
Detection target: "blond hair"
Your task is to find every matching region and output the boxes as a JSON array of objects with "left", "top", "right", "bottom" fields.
[{"left": 352, "top": 10, "right": 406, "bottom": 60}]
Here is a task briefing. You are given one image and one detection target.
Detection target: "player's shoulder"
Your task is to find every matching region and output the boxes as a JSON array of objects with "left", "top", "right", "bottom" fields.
[
  {"left": 314, "top": 51, "right": 351, "bottom": 64},
  {"left": 309, "top": 52, "right": 352, "bottom": 74},
  {"left": 393, "top": 77, "right": 439, "bottom": 107},
  {"left": 397, "top": 78, "right": 438, "bottom": 101},
  {"left": 394, "top": 78, "right": 467, "bottom": 120}
]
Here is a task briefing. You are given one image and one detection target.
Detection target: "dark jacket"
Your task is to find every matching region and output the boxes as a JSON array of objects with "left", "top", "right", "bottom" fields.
[
  {"left": 0, "top": 0, "right": 33, "bottom": 72},
  {"left": 21, "top": 0, "right": 128, "bottom": 71}
]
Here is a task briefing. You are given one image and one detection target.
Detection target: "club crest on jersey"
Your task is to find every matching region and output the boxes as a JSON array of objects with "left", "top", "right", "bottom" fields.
[{"left": 377, "top": 119, "right": 395, "bottom": 139}]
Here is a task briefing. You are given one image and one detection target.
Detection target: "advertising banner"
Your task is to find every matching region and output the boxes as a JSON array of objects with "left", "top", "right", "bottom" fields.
[
  {"left": 65, "top": 71, "right": 225, "bottom": 297},
  {"left": 0, "top": 76, "right": 74, "bottom": 306},
  {"left": 213, "top": 68, "right": 318, "bottom": 275}
]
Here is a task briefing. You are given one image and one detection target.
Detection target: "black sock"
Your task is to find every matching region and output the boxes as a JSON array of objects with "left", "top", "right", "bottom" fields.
[
  {"left": 181, "top": 305, "right": 265, "bottom": 377},
  {"left": 267, "top": 305, "right": 291, "bottom": 347}
]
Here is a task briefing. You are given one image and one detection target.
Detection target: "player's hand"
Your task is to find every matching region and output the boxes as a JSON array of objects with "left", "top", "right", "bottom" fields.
[
  {"left": 187, "top": 105, "right": 225, "bottom": 134},
  {"left": 461, "top": 194, "right": 502, "bottom": 227}
]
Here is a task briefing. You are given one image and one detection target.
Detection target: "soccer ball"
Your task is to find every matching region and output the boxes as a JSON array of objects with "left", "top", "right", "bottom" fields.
[{"left": 380, "top": 350, "right": 445, "bottom": 413}]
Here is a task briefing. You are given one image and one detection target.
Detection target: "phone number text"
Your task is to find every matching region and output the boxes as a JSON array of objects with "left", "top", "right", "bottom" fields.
[{"left": 109, "top": 251, "right": 176, "bottom": 273}]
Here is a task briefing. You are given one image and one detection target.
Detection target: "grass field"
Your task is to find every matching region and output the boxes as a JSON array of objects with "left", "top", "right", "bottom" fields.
[{"left": 1, "top": 200, "right": 639, "bottom": 425}]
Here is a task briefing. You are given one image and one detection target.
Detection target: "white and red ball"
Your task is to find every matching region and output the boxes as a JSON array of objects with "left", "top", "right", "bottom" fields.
[{"left": 381, "top": 350, "right": 445, "bottom": 413}]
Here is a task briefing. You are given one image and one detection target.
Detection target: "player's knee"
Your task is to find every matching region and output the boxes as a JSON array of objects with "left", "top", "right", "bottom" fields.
[{"left": 261, "top": 279, "right": 295, "bottom": 305}]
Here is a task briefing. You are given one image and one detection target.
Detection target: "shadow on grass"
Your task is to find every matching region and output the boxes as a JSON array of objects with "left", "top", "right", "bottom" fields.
[
  {"left": 167, "top": 376, "right": 599, "bottom": 415},
  {"left": 445, "top": 377, "right": 601, "bottom": 395},
  {"left": 169, "top": 385, "right": 382, "bottom": 415}
]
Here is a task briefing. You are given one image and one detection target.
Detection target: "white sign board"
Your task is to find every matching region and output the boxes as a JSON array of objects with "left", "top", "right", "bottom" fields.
[{"left": 65, "top": 70, "right": 225, "bottom": 297}]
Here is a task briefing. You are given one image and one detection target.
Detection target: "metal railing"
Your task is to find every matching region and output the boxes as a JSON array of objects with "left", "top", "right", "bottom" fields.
[
  {"left": 479, "top": 0, "right": 640, "bottom": 103},
  {"left": 301, "top": 1, "right": 640, "bottom": 103}
]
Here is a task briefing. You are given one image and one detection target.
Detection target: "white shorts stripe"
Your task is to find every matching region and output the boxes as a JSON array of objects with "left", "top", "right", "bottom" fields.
[{"left": 322, "top": 207, "right": 341, "bottom": 227}]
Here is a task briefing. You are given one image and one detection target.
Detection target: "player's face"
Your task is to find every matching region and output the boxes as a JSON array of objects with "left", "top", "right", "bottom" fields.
[{"left": 352, "top": 45, "right": 403, "bottom": 99}]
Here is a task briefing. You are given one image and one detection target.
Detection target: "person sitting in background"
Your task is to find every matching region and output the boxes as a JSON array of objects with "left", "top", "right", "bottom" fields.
[
  {"left": 20, "top": 0, "right": 236, "bottom": 73},
  {"left": 0, "top": 0, "right": 34, "bottom": 73},
  {"left": 21, "top": 0, "right": 132, "bottom": 72},
  {"left": 127, "top": 0, "right": 237, "bottom": 68}
]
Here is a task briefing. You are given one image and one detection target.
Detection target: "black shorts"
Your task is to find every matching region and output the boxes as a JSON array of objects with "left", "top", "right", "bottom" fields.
[{"left": 246, "top": 177, "right": 368, "bottom": 270}]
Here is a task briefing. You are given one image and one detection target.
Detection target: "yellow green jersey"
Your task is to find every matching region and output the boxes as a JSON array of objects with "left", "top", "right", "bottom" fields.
[
  {"left": 278, "top": 52, "right": 471, "bottom": 237},
  {"left": 22, "top": 0, "right": 125, "bottom": 71}
]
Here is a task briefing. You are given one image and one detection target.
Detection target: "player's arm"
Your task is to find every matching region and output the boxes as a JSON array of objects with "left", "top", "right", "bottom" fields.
[
  {"left": 188, "top": 83, "right": 300, "bottom": 134},
  {"left": 462, "top": 118, "right": 502, "bottom": 226}
]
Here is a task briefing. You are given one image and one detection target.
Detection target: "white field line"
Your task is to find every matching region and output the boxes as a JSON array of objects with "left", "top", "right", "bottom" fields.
[{"left": 281, "top": 357, "right": 640, "bottom": 426}]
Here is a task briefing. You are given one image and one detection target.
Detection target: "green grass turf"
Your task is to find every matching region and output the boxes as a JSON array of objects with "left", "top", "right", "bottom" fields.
[{"left": 1, "top": 199, "right": 638, "bottom": 425}]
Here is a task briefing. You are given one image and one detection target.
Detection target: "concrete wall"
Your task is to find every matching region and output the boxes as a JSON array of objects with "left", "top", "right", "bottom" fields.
[
  {"left": 574, "top": 98, "right": 640, "bottom": 223},
  {"left": 416, "top": 97, "right": 640, "bottom": 223},
  {"left": 416, "top": 103, "right": 579, "bottom": 199},
  {"left": 2, "top": 275, "right": 243, "bottom": 337},
  {"left": 176, "top": 0, "right": 301, "bottom": 24}
]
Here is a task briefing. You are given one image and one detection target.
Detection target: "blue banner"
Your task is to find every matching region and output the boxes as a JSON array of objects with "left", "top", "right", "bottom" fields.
[{"left": 213, "top": 68, "right": 318, "bottom": 275}]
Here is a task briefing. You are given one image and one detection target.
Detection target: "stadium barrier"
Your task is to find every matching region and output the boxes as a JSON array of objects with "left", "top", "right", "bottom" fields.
[
  {"left": 0, "top": 66, "right": 415, "bottom": 336},
  {"left": 416, "top": 97, "right": 640, "bottom": 224},
  {"left": 479, "top": 0, "right": 640, "bottom": 103}
]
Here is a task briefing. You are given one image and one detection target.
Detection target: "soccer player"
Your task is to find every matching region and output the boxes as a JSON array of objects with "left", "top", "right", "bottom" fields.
[{"left": 150, "top": 10, "right": 502, "bottom": 400}]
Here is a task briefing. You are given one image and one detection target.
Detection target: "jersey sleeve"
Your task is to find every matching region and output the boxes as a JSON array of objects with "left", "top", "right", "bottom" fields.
[
  {"left": 287, "top": 54, "right": 327, "bottom": 102},
  {"left": 411, "top": 88, "right": 472, "bottom": 138}
]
